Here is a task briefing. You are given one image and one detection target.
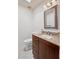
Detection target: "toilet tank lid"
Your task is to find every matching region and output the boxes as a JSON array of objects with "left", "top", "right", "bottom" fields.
[{"left": 24, "top": 39, "right": 32, "bottom": 43}]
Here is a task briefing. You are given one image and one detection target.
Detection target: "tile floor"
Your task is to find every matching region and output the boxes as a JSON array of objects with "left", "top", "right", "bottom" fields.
[
  {"left": 25, "top": 50, "right": 34, "bottom": 59},
  {"left": 19, "top": 50, "right": 34, "bottom": 59}
]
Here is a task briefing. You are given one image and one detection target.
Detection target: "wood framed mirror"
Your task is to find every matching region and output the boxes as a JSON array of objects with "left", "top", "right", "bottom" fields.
[{"left": 44, "top": 5, "right": 58, "bottom": 29}]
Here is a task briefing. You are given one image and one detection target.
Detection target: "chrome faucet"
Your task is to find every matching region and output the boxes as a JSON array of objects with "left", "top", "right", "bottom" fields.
[{"left": 47, "top": 31, "right": 50, "bottom": 35}]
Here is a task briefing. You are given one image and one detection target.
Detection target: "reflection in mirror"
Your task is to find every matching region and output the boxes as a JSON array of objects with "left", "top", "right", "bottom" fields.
[{"left": 44, "top": 6, "right": 58, "bottom": 29}]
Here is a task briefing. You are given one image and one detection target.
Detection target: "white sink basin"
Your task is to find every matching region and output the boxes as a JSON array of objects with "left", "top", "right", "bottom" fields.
[{"left": 40, "top": 34, "right": 52, "bottom": 39}]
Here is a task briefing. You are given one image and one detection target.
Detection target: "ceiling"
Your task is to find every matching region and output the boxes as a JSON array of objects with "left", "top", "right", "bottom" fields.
[{"left": 18, "top": 0, "right": 49, "bottom": 9}]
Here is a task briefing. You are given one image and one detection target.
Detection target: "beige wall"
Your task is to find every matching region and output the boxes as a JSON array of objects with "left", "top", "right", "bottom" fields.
[
  {"left": 33, "top": 2, "right": 60, "bottom": 32},
  {"left": 18, "top": 5, "right": 33, "bottom": 59}
]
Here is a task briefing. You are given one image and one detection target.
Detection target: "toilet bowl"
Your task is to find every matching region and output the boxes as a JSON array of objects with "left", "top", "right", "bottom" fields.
[{"left": 24, "top": 38, "right": 32, "bottom": 52}]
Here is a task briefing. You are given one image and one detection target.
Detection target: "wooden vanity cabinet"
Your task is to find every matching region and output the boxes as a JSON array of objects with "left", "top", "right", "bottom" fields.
[
  {"left": 32, "top": 35, "right": 39, "bottom": 59},
  {"left": 32, "top": 35, "right": 59, "bottom": 59}
]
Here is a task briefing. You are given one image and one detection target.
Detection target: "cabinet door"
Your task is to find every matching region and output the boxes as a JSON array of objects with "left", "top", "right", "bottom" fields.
[
  {"left": 54, "top": 47, "right": 59, "bottom": 59},
  {"left": 39, "top": 39, "right": 55, "bottom": 59}
]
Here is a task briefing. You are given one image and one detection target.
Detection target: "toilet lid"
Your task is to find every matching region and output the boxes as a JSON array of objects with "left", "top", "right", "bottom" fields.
[{"left": 24, "top": 39, "right": 32, "bottom": 43}]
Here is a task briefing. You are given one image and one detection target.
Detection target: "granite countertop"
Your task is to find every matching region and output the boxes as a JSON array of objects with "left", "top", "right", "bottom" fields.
[{"left": 33, "top": 32, "right": 60, "bottom": 46}]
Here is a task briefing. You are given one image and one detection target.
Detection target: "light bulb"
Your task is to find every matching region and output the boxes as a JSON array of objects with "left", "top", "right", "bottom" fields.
[
  {"left": 25, "top": 0, "right": 32, "bottom": 3},
  {"left": 51, "top": 0, "right": 55, "bottom": 3},
  {"left": 43, "top": 5, "right": 47, "bottom": 9},
  {"left": 47, "top": 3, "right": 51, "bottom": 7}
]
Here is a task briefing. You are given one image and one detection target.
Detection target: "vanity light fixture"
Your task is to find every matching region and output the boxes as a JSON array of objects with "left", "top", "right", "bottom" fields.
[
  {"left": 47, "top": 3, "right": 51, "bottom": 7},
  {"left": 25, "top": 0, "right": 32, "bottom": 3},
  {"left": 51, "top": 0, "right": 56, "bottom": 3},
  {"left": 43, "top": 5, "right": 47, "bottom": 9},
  {"left": 43, "top": 0, "right": 58, "bottom": 10}
]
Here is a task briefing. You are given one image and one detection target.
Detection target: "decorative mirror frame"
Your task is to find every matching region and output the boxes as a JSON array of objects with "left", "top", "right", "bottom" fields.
[{"left": 44, "top": 5, "right": 58, "bottom": 29}]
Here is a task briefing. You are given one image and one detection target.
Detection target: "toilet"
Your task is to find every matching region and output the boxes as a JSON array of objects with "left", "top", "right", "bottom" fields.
[{"left": 24, "top": 38, "right": 32, "bottom": 52}]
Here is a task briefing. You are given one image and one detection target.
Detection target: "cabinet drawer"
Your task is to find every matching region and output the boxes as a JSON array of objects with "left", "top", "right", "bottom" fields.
[
  {"left": 33, "top": 50, "right": 38, "bottom": 56},
  {"left": 32, "top": 47, "right": 39, "bottom": 54},
  {"left": 33, "top": 40, "right": 38, "bottom": 47},
  {"left": 33, "top": 54, "right": 39, "bottom": 59},
  {"left": 32, "top": 35, "right": 39, "bottom": 48},
  {"left": 33, "top": 50, "right": 39, "bottom": 59}
]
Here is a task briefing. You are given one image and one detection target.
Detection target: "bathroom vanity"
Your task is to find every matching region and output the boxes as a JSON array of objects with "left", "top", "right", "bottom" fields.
[{"left": 32, "top": 33, "right": 59, "bottom": 59}]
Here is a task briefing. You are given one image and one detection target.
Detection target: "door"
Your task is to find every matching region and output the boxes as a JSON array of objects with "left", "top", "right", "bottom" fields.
[{"left": 39, "top": 39, "right": 55, "bottom": 59}]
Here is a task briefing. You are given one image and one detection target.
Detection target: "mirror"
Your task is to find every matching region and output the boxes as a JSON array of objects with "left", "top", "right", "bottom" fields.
[{"left": 44, "top": 6, "right": 58, "bottom": 29}]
